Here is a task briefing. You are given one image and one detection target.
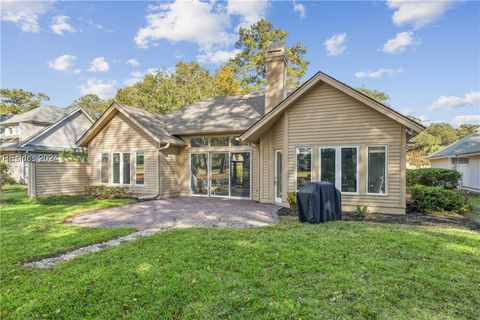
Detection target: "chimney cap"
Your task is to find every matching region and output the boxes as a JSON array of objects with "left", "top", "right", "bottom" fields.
[{"left": 267, "top": 41, "right": 286, "bottom": 54}]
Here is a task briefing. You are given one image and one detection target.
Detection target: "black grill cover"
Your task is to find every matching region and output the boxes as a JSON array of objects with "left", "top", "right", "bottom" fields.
[{"left": 297, "top": 182, "right": 342, "bottom": 223}]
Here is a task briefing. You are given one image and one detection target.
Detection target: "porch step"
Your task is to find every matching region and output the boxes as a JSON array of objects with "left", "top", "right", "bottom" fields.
[{"left": 137, "top": 194, "right": 158, "bottom": 201}]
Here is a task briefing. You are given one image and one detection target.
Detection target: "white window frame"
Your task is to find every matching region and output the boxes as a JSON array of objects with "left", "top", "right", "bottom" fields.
[
  {"left": 110, "top": 152, "right": 131, "bottom": 185},
  {"left": 134, "top": 151, "right": 145, "bottom": 186},
  {"left": 366, "top": 145, "right": 388, "bottom": 196},
  {"left": 295, "top": 146, "right": 313, "bottom": 191},
  {"left": 318, "top": 146, "right": 359, "bottom": 195},
  {"left": 100, "top": 153, "right": 109, "bottom": 184}
]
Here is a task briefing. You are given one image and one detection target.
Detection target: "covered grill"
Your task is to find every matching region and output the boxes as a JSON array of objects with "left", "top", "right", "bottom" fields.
[{"left": 297, "top": 182, "right": 342, "bottom": 224}]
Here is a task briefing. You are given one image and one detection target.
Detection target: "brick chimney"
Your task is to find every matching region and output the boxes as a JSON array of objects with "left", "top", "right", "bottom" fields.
[{"left": 265, "top": 42, "right": 287, "bottom": 113}]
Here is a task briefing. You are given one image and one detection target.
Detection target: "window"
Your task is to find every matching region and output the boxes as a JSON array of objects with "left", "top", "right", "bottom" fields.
[
  {"left": 231, "top": 136, "right": 249, "bottom": 146},
  {"left": 367, "top": 146, "right": 387, "bottom": 194},
  {"left": 112, "top": 153, "right": 120, "bottom": 184},
  {"left": 451, "top": 157, "right": 469, "bottom": 165},
  {"left": 101, "top": 153, "right": 109, "bottom": 183},
  {"left": 191, "top": 137, "right": 209, "bottom": 147},
  {"left": 341, "top": 147, "right": 358, "bottom": 193},
  {"left": 296, "top": 147, "right": 312, "bottom": 190},
  {"left": 320, "top": 148, "right": 336, "bottom": 184},
  {"left": 318, "top": 146, "right": 359, "bottom": 194},
  {"left": 112, "top": 152, "right": 130, "bottom": 185},
  {"left": 135, "top": 153, "right": 145, "bottom": 185},
  {"left": 123, "top": 153, "right": 131, "bottom": 184},
  {"left": 210, "top": 136, "right": 229, "bottom": 147}
]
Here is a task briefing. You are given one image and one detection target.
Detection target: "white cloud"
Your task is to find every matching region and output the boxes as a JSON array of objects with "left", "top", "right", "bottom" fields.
[
  {"left": 123, "top": 68, "right": 157, "bottom": 86},
  {"left": 0, "top": 0, "right": 52, "bottom": 32},
  {"left": 401, "top": 107, "right": 414, "bottom": 115},
  {"left": 50, "top": 15, "right": 76, "bottom": 35},
  {"left": 452, "top": 115, "right": 480, "bottom": 127},
  {"left": 89, "top": 57, "right": 110, "bottom": 73},
  {"left": 324, "top": 33, "right": 347, "bottom": 56},
  {"left": 197, "top": 48, "right": 240, "bottom": 64},
  {"left": 418, "top": 115, "right": 431, "bottom": 124},
  {"left": 126, "top": 58, "right": 140, "bottom": 67},
  {"left": 48, "top": 54, "right": 76, "bottom": 72},
  {"left": 355, "top": 68, "right": 404, "bottom": 79},
  {"left": 387, "top": 0, "right": 454, "bottom": 29},
  {"left": 227, "top": 0, "right": 268, "bottom": 27},
  {"left": 73, "top": 68, "right": 81, "bottom": 74},
  {"left": 292, "top": 1, "right": 306, "bottom": 19},
  {"left": 134, "top": 0, "right": 232, "bottom": 49},
  {"left": 428, "top": 91, "right": 480, "bottom": 111},
  {"left": 79, "top": 78, "right": 116, "bottom": 99},
  {"left": 382, "top": 31, "right": 418, "bottom": 54}
]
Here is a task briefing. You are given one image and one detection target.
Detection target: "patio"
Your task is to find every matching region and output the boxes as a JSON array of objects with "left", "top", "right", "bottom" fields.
[{"left": 66, "top": 197, "right": 280, "bottom": 229}]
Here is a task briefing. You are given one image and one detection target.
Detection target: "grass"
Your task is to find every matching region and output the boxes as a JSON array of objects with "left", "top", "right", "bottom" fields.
[
  {"left": 468, "top": 194, "right": 480, "bottom": 223},
  {"left": 1, "top": 185, "right": 480, "bottom": 319}
]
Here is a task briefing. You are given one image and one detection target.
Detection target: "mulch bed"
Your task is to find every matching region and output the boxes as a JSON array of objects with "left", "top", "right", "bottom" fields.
[{"left": 277, "top": 207, "right": 480, "bottom": 231}]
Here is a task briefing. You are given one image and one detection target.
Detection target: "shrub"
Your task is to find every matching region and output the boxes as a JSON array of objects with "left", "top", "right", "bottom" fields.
[
  {"left": 410, "top": 185, "right": 464, "bottom": 214},
  {"left": 0, "top": 162, "right": 15, "bottom": 189},
  {"left": 352, "top": 204, "right": 369, "bottom": 218},
  {"left": 84, "top": 185, "right": 133, "bottom": 199},
  {"left": 406, "top": 168, "right": 461, "bottom": 189},
  {"left": 287, "top": 192, "right": 296, "bottom": 205}
]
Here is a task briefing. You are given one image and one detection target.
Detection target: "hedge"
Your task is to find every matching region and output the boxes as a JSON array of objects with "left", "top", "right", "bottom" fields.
[
  {"left": 85, "top": 185, "right": 133, "bottom": 199},
  {"left": 410, "top": 185, "right": 464, "bottom": 214},
  {"left": 406, "top": 168, "right": 461, "bottom": 189}
]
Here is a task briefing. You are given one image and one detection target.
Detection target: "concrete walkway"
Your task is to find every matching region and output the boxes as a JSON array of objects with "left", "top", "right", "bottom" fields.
[{"left": 66, "top": 197, "right": 280, "bottom": 229}]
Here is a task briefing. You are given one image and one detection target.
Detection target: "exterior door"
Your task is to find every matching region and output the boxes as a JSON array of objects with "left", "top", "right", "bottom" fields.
[{"left": 274, "top": 150, "right": 282, "bottom": 203}]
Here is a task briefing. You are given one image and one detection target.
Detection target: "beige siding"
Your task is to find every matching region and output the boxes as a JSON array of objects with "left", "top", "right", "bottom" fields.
[
  {"left": 88, "top": 111, "right": 159, "bottom": 196},
  {"left": 159, "top": 146, "right": 180, "bottom": 197},
  {"left": 431, "top": 156, "right": 480, "bottom": 191},
  {"left": 260, "top": 82, "right": 407, "bottom": 214},
  {"left": 31, "top": 162, "right": 90, "bottom": 196},
  {"left": 430, "top": 158, "right": 450, "bottom": 168}
]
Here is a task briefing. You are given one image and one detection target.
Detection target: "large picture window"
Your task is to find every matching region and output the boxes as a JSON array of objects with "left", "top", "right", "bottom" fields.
[
  {"left": 135, "top": 152, "right": 145, "bottom": 185},
  {"left": 101, "top": 153, "right": 109, "bottom": 183},
  {"left": 123, "top": 153, "right": 131, "bottom": 184},
  {"left": 319, "top": 146, "right": 358, "bottom": 194},
  {"left": 112, "top": 153, "right": 120, "bottom": 184},
  {"left": 367, "top": 146, "right": 387, "bottom": 194},
  {"left": 296, "top": 147, "right": 312, "bottom": 190}
]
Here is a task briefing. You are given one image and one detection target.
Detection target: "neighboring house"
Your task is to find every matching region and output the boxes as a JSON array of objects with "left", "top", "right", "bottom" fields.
[
  {"left": 0, "top": 106, "right": 94, "bottom": 183},
  {"left": 74, "top": 45, "right": 424, "bottom": 214},
  {"left": 426, "top": 129, "right": 480, "bottom": 192}
]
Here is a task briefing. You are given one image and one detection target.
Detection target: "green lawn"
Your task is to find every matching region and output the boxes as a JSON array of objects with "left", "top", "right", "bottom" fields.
[
  {"left": 1, "top": 186, "right": 479, "bottom": 319},
  {"left": 469, "top": 194, "right": 480, "bottom": 223}
]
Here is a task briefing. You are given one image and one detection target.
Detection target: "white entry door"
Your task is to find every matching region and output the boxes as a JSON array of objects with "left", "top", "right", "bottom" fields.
[{"left": 274, "top": 150, "right": 282, "bottom": 204}]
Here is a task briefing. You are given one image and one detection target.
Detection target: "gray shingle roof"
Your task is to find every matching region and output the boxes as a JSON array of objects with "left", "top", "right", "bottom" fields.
[
  {"left": 116, "top": 104, "right": 185, "bottom": 145},
  {"left": 426, "top": 129, "right": 480, "bottom": 158},
  {"left": 0, "top": 105, "right": 71, "bottom": 125},
  {"left": 165, "top": 93, "right": 265, "bottom": 134}
]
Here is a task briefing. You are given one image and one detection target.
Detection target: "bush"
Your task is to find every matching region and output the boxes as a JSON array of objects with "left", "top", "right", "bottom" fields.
[
  {"left": 287, "top": 192, "right": 296, "bottom": 205},
  {"left": 0, "top": 162, "right": 15, "bottom": 189},
  {"left": 85, "top": 185, "right": 133, "bottom": 199},
  {"left": 410, "top": 185, "right": 464, "bottom": 214},
  {"left": 352, "top": 205, "right": 369, "bottom": 218},
  {"left": 406, "top": 168, "right": 461, "bottom": 189}
]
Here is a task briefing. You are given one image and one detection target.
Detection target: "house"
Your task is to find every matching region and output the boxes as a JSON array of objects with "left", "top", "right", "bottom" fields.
[
  {"left": 0, "top": 106, "right": 94, "bottom": 183},
  {"left": 73, "top": 45, "right": 425, "bottom": 213},
  {"left": 426, "top": 129, "right": 480, "bottom": 192}
]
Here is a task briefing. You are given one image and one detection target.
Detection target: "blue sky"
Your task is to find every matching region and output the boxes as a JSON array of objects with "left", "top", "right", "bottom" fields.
[{"left": 1, "top": 0, "right": 479, "bottom": 126}]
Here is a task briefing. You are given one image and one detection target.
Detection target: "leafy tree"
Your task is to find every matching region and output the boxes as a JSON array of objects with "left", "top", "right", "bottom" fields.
[
  {"left": 116, "top": 62, "right": 216, "bottom": 113},
  {"left": 228, "top": 19, "right": 309, "bottom": 92},
  {"left": 59, "top": 149, "right": 88, "bottom": 162},
  {"left": 69, "top": 94, "right": 111, "bottom": 120},
  {"left": 355, "top": 87, "right": 390, "bottom": 105},
  {"left": 212, "top": 66, "right": 241, "bottom": 96},
  {"left": 456, "top": 124, "right": 479, "bottom": 138},
  {"left": 0, "top": 89, "right": 50, "bottom": 114}
]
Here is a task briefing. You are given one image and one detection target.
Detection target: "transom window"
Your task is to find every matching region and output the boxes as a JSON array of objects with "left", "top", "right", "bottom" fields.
[
  {"left": 319, "top": 146, "right": 358, "bottom": 194},
  {"left": 190, "top": 136, "right": 249, "bottom": 147}
]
